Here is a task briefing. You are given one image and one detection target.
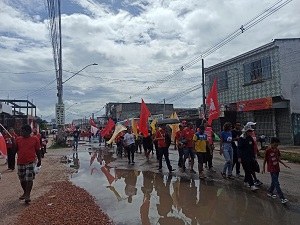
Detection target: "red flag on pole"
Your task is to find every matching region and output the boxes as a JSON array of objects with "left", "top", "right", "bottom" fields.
[
  {"left": 139, "top": 99, "right": 151, "bottom": 137},
  {"left": 0, "top": 132, "right": 7, "bottom": 158},
  {"left": 89, "top": 118, "right": 97, "bottom": 127},
  {"left": 206, "top": 79, "right": 219, "bottom": 125},
  {"left": 101, "top": 118, "right": 115, "bottom": 137}
]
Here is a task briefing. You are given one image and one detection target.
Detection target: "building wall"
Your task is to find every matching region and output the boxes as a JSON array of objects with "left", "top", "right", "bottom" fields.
[
  {"left": 275, "top": 108, "right": 293, "bottom": 144},
  {"left": 206, "top": 46, "right": 282, "bottom": 104},
  {"left": 205, "top": 39, "right": 300, "bottom": 145},
  {"left": 277, "top": 39, "right": 300, "bottom": 113}
]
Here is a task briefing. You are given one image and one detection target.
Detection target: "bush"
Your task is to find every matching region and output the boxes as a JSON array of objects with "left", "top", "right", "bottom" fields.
[
  {"left": 259, "top": 151, "right": 300, "bottom": 164},
  {"left": 49, "top": 142, "right": 68, "bottom": 149}
]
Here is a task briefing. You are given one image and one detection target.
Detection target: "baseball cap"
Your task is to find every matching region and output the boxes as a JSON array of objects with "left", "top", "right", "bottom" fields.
[
  {"left": 246, "top": 122, "right": 256, "bottom": 126},
  {"left": 242, "top": 125, "right": 254, "bottom": 132}
]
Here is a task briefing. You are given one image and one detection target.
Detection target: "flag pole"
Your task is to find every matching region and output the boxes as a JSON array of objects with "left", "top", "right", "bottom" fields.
[
  {"left": 0, "top": 123, "right": 12, "bottom": 138},
  {"left": 202, "top": 58, "right": 206, "bottom": 116}
]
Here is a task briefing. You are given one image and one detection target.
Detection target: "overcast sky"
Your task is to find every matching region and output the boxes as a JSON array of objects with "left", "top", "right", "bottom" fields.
[{"left": 0, "top": 0, "right": 299, "bottom": 123}]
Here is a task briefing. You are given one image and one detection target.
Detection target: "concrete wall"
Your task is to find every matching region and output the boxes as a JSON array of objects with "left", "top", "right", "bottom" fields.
[
  {"left": 205, "top": 46, "right": 282, "bottom": 105},
  {"left": 277, "top": 39, "right": 300, "bottom": 113}
]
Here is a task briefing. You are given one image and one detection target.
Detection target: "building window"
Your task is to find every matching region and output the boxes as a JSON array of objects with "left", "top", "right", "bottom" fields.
[
  {"left": 209, "top": 71, "right": 228, "bottom": 91},
  {"left": 243, "top": 56, "right": 271, "bottom": 84}
]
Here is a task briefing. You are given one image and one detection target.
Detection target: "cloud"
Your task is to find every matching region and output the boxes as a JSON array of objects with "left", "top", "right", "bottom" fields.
[{"left": 0, "top": 0, "right": 299, "bottom": 123}]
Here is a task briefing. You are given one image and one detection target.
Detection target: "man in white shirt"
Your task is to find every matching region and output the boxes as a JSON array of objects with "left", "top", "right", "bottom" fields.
[{"left": 123, "top": 128, "right": 136, "bottom": 165}]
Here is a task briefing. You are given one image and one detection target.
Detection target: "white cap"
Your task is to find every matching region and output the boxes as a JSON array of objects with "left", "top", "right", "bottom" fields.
[
  {"left": 242, "top": 125, "right": 254, "bottom": 132},
  {"left": 246, "top": 122, "right": 256, "bottom": 126}
]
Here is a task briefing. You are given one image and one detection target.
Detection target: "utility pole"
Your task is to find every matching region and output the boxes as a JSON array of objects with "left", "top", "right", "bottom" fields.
[
  {"left": 202, "top": 58, "right": 206, "bottom": 116},
  {"left": 55, "top": 0, "right": 65, "bottom": 145}
]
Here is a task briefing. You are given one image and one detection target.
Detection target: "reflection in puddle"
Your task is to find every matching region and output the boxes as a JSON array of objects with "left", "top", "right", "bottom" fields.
[{"left": 70, "top": 149, "right": 300, "bottom": 225}]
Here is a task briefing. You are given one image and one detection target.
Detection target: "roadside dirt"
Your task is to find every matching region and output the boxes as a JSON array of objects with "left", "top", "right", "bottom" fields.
[{"left": 0, "top": 149, "right": 113, "bottom": 225}]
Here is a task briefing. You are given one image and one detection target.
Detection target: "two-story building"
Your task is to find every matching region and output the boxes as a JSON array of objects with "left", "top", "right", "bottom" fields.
[{"left": 205, "top": 38, "right": 300, "bottom": 145}]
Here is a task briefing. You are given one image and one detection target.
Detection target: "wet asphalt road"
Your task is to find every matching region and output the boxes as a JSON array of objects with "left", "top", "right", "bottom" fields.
[{"left": 68, "top": 139, "right": 300, "bottom": 225}]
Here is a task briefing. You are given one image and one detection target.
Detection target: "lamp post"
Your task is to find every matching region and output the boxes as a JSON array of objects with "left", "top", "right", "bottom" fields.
[
  {"left": 65, "top": 102, "right": 78, "bottom": 111},
  {"left": 55, "top": 63, "right": 98, "bottom": 145},
  {"left": 62, "top": 63, "right": 98, "bottom": 84}
]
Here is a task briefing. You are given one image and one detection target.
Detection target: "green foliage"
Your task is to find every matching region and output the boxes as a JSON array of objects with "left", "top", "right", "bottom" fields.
[
  {"left": 48, "top": 141, "right": 68, "bottom": 149},
  {"left": 259, "top": 151, "right": 300, "bottom": 164}
]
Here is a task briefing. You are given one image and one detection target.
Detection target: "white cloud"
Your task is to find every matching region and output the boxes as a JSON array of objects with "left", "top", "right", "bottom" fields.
[{"left": 0, "top": 0, "right": 299, "bottom": 122}]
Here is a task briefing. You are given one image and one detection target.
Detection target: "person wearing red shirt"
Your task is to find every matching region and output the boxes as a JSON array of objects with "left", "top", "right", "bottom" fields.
[
  {"left": 154, "top": 124, "right": 174, "bottom": 173},
  {"left": 175, "top": 124, "right": 184, "bottom": 168},
  {"left": 4, "top": 128, "right": 18, "bottom": 171},
  {"left": 16, "top": 124, "right": 41, "bottom": 204},
  {"left": 181, "top": 122, "right": 196, "bottom": 173},
  {"left": 262, "top": 137, "right": 290, "bottom": 204}
]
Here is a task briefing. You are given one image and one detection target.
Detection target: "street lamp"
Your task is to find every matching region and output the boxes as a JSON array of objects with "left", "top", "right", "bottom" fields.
[
  {"left": 65, "top": 102, "right": 78, "bottom": 111},
  {"left": 62, "top": 63, "right": 98, "bottom": 84}
]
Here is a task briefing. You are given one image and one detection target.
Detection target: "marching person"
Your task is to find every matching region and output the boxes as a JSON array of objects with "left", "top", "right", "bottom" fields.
[
  {"left": 182, "top": 122, "right": 196, "bottom": 173},
  {"left": 245, "top": 122, "right": 263, "bottom": 186},
  {"left": 193, "top": 126, "right": 209, "bottom": 179},
  {"left": 123, "top": 128, "right": 136, "bottom": 165},
  {"left": 203, "top": 121, "right": 216, "bottom": 172},
  {"left": 16, "top": 124, "right": 42, "bottom": 203},
  {"left": 262, "top": 137, "right": 290, "bottom": 204},
  {"left": 231, "top": 122, "right": 243, "bottom": 177},
  {"left": 220, "top": 122, "right": 234, "bottom": 179},
  {"left": 174, "top": 124, "right": 184, "bottom": 168},
  {"left": 4, "top": 128, "right": 18, "bottom": 171},
  {"left": 72, "top": 126, "right": 81, "bottom": 151},
  {"left": 238, "top": 125, "right": 259, "bottom": 191},
  {"left": 143, "top": 130, "right": 154, "bottom": 161},
  {"left": 154, "top": 124, "right": 175, "bottom": 173}
]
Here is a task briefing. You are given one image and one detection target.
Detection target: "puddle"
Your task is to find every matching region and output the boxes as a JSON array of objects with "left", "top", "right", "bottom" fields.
[{"left": 70, "top": 148, "right": 300, "bottom": 225}]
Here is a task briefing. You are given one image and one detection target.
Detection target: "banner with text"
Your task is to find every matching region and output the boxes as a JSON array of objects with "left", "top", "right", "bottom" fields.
[{"left": 237, "top": 97, "right": 272, "bottom": 112}]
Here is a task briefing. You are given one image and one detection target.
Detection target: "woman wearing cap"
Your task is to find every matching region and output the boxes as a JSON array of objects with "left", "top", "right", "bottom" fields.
[{"left": 237, "top": 125, "right": 259, "bottom": 191}]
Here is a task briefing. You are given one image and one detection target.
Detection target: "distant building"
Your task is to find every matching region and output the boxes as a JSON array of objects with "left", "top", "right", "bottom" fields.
[
  {"left": 0, "top": 99, "right": 37, "bottom": 135},
  {"left": 205, "top": 38, "right": 300, "bottom": 145},
  {"left": 72, "top": 118, "right": 89, "bottom": 129},
  {"left": 106, "top": 102, "right": 174, "bottom": 122}
]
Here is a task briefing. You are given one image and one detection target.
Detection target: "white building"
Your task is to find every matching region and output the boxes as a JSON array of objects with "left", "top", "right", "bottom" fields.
[{"left": 205, "top": 38, "right": 300, "bottom": 145}]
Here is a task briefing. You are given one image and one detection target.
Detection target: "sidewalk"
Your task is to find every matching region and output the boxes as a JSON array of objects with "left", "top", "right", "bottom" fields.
[{"left": 198, "top": 142, "right": 299, "bottom": 199}]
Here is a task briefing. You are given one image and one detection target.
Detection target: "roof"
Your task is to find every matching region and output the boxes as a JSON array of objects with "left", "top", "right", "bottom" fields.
[{"left": 205, "top": 38, "right": 300, "bottom": 72}]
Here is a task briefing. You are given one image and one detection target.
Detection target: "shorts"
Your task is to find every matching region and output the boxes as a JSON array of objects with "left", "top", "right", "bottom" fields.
[
  {"left": 17, "top": 162, "right": 36, "bottom": 181},
  {"left": 183, "top": 147, "right": 195, "bottom": 159}
]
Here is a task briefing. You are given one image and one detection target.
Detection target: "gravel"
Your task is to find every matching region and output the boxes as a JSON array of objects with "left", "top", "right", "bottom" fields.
[{"left": 16, "top": 181, "right": 114, "bottom": 225}]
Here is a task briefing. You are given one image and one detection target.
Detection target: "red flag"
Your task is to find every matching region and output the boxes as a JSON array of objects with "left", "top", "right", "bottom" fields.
[
  {"left": 70, "top": 122, "right": 76, "bottom": 132},
  {"left": 0, "top": 132, "right": 7, "bottom": 158},
  {"left": 101, "top": 166, "right": 115, "bottom": 185},
  {"left": 101, "top": 118, "right": 115, "bottom": 137},
  {"left": 89, "top": 118, "right": 97, "bottom": 127},
  {"left": 206, "top": 79, "right": 219, "bottom": 125},
  {"left": 139, "top": 99, "right": 151, "bottom": 137}
]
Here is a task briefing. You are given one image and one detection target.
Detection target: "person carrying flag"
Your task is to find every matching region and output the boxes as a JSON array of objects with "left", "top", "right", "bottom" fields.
[{"left": 4, "top": 128, "right": 18, "bottom": 171}]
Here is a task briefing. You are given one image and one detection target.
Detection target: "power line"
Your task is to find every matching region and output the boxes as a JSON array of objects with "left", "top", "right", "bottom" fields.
[
  {"left": 156, "top": 0, "right": 293, "bottom": 106},
  {"left": 0, "top": 69, "right": 53, "bottom": 74},
  {"left": 15, "top": 78, "right": 57, "bottom": 99}
]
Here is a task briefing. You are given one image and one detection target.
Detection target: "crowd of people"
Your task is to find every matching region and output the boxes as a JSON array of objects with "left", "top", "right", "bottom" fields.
[
  {"left": 71, "top": 119, "right": 291, "bottom": 204},
  {"left": 0, "top": 117, "right": 291, "bottom": 209}
]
